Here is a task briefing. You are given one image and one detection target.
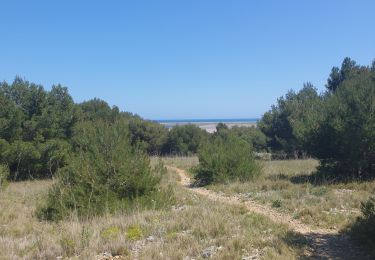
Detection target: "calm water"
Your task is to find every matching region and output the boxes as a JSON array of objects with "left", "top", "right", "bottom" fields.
[
  {"left": 157, "top": 118, "right": 259, "bottom": 124},
  {"left": 156, "top": 118, "right": 259, "bottom": 129}
]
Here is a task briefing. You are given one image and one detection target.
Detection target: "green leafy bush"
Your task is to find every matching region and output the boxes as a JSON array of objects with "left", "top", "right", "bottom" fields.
[
  {"left": 229, "top": 125, "right": 267, "bottom": 152},
  {"left": 349, "top": 196, "right": 375, "bottom": 256},
  {"left": 258, "top": 83, "right": 322, "bottom": 157},
  {"left": 101, "top": 226, "right": 121, "bottom": 240},
  {"left": 126, "top": 225, "right": 143, "bottom": 240},
  {"left": 37, "top": 120, "right": 165, "bottom": 220},
  {"left": 272, "top": 199, "right": 282, "bottom": 208},
  {"left": 309, "top": 63, "right": 375, "bottom": 180},
  {"left": 128, "top": 117, "right": 168, "bottom": 155},
  {"left": 163, "top": 124, "right": 208, "bottom": 155},
  {"left": 0, "top": 77, "right": 173, "bottom": 180},
  {"left": 195, "top": 133, "right": 261, "bottom": 185}
]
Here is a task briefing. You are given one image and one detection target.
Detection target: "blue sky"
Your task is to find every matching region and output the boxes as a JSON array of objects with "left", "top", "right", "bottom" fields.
[{"left": 1, "top": 1, "right": 375, "bottom": 119}]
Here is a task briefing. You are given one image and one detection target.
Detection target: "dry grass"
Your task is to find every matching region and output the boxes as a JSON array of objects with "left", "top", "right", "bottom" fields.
[
  {"left": 0, "top": 162, "right": 307, "bottom": 259},
  {"left": 158, "top": 155, "right": 198, "bottom": 171},
  {"left": 169, "top": 158, "right": 375, "bottom": 230}
]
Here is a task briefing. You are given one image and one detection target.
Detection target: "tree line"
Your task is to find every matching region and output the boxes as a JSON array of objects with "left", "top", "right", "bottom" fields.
[
  {"left": 0, "top": 78, "right": 267, "bottom": 181},
  {"left": 2, "top": 57, "right": 374, "bottom": 182},
  {"left": 259, "top": 57, "right": 375, "bottom": 180}
]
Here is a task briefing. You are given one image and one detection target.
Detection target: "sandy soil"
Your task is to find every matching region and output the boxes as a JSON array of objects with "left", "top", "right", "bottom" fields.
[
  {"left": 161, "top": 122, "right": 257, "bottom": 133},
  {"left": 197, "top": 122, "right": 256, "bottom": 133},
  {"left": 168, "top": 166, "right": 371, "bottom": 259}
]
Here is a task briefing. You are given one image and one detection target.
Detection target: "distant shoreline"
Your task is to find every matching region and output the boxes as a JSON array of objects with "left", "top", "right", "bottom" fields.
[
  {"left": 156, "top": 118, "right": 259, "bottom": 133},
  {"left": 156, "top": 118, "right": 259, "bottom": 124}
]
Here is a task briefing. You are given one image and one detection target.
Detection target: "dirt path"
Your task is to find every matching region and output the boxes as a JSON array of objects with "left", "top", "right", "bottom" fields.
[{"left": 168, "top": 166, "right": 370, "bottom": 259}]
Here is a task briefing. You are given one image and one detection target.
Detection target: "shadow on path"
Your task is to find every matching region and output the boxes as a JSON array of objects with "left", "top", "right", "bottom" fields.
[{"left": 286, "top": 232, "right": 371, "bottom": 259}]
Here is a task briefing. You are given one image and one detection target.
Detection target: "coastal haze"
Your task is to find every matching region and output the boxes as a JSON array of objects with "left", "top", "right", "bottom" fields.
[{"left": 158, "top": 118, "right": 258, "bottom": 133}]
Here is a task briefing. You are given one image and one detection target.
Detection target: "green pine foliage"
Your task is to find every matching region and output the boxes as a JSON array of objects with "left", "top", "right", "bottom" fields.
[
  {"left": 128, "top": 117, "right": 168, "bottom": 155},
  {"left": 195, "top": 133, "right": 262, "bottom": 185},
  {"left": 258, "top": 83, "right": 322, "bottom": 157},
  {"left": 349, "top": 196, "right": 375, "bottom": 255},
  {"left": 37, "top": 120, "right": 165, "bottom": 220},
  {"left": 309, "top": 64, "right": 375, "bottom": 180},
  {"left": 0, "top": 78, "right": 77, "bottom": 180},
  {"left": 215, "top": 124, "right": 267, "bottom": 152},
  {"left": 260, "top": 57, "right": 375, "bottom": 179},
  {"left": 0, "top": 77, "right": 171, "bottom": 180},
  {"left": 163, "top": 124, "right": 209, "bottom": 155}
]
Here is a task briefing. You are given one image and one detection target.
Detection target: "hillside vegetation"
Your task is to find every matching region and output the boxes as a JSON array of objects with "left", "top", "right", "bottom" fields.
[
  {"left": 1, "top": 57, "right": 375, "bottom": 258},
  {"left": 0, "top": 166, "right": 308, "bottom": 259}
]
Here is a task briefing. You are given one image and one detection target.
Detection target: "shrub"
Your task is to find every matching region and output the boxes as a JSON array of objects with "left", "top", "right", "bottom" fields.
[
  {"left": 101, "top": 226, "right": 121, "bottom": 240},
  {"left": 59, "top": 236, "right": 76, "bottom": 257},
  {"left": 272, "top": 199, "right": 282, "bottom": 208},
  {"left": 349, "top": 196, "right": 375, "bottom": 256},
  {"left": 37, "top": 120, "right": 164, "bottom": 220},
  {"left": 217, "top": 125, "right": 268, "bottom": 152},
  {"left": 258, "top": 83, "right": 322, "bottom": 156},
  {"left": 126, "top": 225, "right": 143, "bottom": 240},
  {"left": 128, "top": 118, "right": 168, "bottom": 155},
  {"left": 195, "top": 133, "right": 261, "bottom": 185},
  {"left": 310, "top": 63, "right": 375, "bottom": 180},
  {"left": 163, "top": 124, "right": 208, "bottom": 155}
]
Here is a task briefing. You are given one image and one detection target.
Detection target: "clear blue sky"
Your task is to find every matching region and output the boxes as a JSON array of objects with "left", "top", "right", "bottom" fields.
[{"left": 1, "top": 1, "right": 374, "bottom": 120}]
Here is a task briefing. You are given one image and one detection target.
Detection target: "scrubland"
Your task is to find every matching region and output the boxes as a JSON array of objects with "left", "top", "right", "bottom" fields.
[
  {"left": 0, "top": 159, "right": 307, "bottom": 259},
  {"left": 165, "top": 157, "right": 375, "bottom": 231},
  {"left": 1, "top": 157, "right": 374, "bottom": 259}
]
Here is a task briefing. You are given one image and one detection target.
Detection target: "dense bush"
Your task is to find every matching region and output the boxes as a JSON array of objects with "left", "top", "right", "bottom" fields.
[
  {"left": 260, "top": 58, "right": 375, "bottom": 179},
  {"left": 258, "top": 83, "right": 322, "bottom": 157},
  {"left": 309, "top": 63, "right": 375, "bottom": 179},
  {"left": 0, "top": 78, "right": 77, "bottom": 179},
  {"left": 215, "top": 124, "right": 267, "bottom": 152},
  {"left": 79, "top": 98, "right": 121, "bottom": 123},
  {"left": 0, "top": 77, "right": 173, "bottom": 180},
  {"left": 349, "top": 196, "right": 375, "bottom": 255},
  {"left": 38, "top": 120, "right": 164, "bottom": 220},
  {"left": 128, "top": 118, "right": 168, "bottom": 155},
  {"left": 163, "top": 124, "right": 209, "bottom": 155},
  {"left": 195, "top": 133, "right": 261, "bottom": 185}
]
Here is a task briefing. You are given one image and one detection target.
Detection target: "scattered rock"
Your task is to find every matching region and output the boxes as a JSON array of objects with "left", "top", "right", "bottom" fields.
[
  {"left": 201, "top": 246, "right": 218, "bottom": 258},
  {"left": 172, "top": 205, "right": 188, "bottom": 211},
  {"left": 146, "top": 235, "right": 156, "bottom": 242},
  {"left": 245, "top": 192, "right": 253, "bottom": 198},
  {"left": 181, "top": 229, "right": 192, "bottom": 235},
  {"left": 96, "top": 251, "right": 125, "bottom": 260},
  {"left": 334, "top": 189, "right": 354, "bottom": 196},
  {"left": 241, "top": 249, "right": 262, "bottom": 260}
]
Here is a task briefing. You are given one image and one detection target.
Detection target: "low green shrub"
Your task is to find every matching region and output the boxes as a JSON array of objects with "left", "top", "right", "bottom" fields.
[
  {"left": 195, "top": 133, "right": 261, "bottom": 185},
  {"left": 59, "top": 236, "right": 76, "bottom": 257},
  {"left": 37, "top": 120, "right": 167, "bottom": 220},
  {"left": 272, "top": 199, "right": 282, "bottom": 208},
  {"left": 126, "top": 225, "right": 143, "bottom": 240},
  {"left": 101, "top": 226, "right": 121, "bottom": 240},
  {"left": 349, "top": 196, "right": 375, "bottom": 256}
]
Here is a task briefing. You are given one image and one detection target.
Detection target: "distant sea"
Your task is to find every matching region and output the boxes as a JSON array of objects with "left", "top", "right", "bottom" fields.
[
  {"left": 157, "top": 118, "right": 259, "bottom": 124},
  {"left": 156, "top": 118, "right": 259, "bottom": 131}
]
